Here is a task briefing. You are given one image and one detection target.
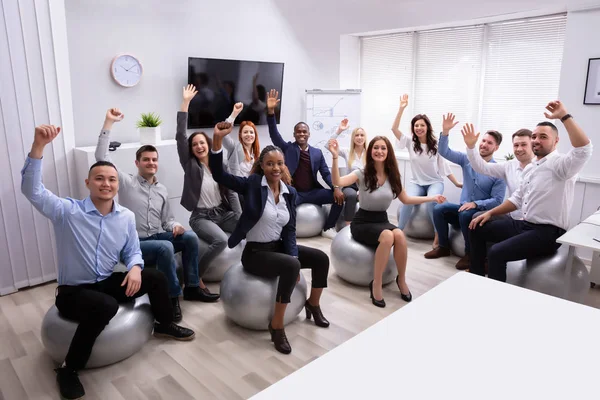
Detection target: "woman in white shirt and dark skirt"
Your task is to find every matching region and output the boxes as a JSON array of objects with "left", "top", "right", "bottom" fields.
[
  {"left": 209, "top": 121, "right": 330, "bottom": 355},
  {"left": 330, "top": 136, "right": 445, "bottom": 308}
]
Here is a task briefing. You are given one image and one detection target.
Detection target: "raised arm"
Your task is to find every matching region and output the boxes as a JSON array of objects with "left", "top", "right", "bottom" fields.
[
  {"left": 222, "top": 102, "right": 244, "bottom": 153},
  {"left": 328, "top": 139, "right": 359, "bottom": 187},
  {"left": 95, "top": 108, "right": 131, "bottom": 185},
  {"left": 462, "top": 123, "right": 507, "bottom": 180},
  {"left": 21, "top": 125, "right": 70, "bottom": 223},
  {"left": 266, "top": 89, "right": 287, "bottom": 150},
  {"left": 330, "top": 118, "right": 350, "bottom": 139},
  {"left": 438, "top": 113, "right": 467, "bottom": 166},
  {"left": 176, "top": 84, "right": 198, "bottom": 167},
  {"left": 391, "top": 94, "right": 409, "bottom": 141},
  {"left": 543, "top": 100, "right": 593, "bottom": 180},
  {"left": 210, "top": 122, "right": 250, "bottom": 194}
]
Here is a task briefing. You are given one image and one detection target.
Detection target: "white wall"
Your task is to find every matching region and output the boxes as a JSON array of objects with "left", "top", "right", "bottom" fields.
[
  {"left": 65, "top": 0, "right": 328, "bottom": 148},
  {"left": 0, "top": 0, "right": 76, "bottom": 294}
]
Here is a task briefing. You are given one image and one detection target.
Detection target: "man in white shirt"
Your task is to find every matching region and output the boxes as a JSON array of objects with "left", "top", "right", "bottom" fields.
[
  {"left": 463, "top": 126, "right": 534, "bottom": 220},
  {"left": 468, "top": 100, "right": 593, "bottom": 282}
]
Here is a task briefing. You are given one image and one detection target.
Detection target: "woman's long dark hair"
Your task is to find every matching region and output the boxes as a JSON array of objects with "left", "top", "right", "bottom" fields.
[
  {"left": 364, "top": 136, "right": 403, "bottom": 198},
  {"left": 188, "top": 131, "right": 230, "bottom": 201},
  {"left": 250, "top": 145, "right": 292, "bottom": 185},
  {"left": 410, "top": 114, "right": 437, "bottom": 156}
]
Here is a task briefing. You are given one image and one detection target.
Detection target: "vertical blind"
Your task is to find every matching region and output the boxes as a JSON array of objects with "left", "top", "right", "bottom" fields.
[{"left": 360, "top": 14, "right": 567, "bottom": 159}]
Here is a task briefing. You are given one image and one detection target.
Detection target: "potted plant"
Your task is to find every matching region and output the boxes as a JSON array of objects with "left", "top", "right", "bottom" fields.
[
  {"left": 504, "top": 153, "right": 515, "bottom": 161},
  {"left": 137, "top": 112, "right": 162, "bottom": 144}
]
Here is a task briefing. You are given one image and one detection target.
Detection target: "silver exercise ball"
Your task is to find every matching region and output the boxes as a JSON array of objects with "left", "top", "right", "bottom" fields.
[
  {"left": 334, "top": 203, "right": 360, "bottom": 232},
  {"left": 330, "top": 225, "right": 397, "bottom": 286},
  {"left": 296, "top": 204, "right": 327, "bottom": 237},
  {"left": 220, "top": 263, "right": 307, "bottom": 330},
  {"left": 203, "top": 239, "right": 246, "bottom": 282},
  {"left": 506, "top": 245, "right": 590, "bottom": 304},
  {"left": 398, "top": 203, "right": 435, "bottom": 240},
  {"left": 449, "top": 227, "right": 465, "bottom": 257},
  {"left": 41, "top": 294, "right": 154, "bottom": 368}
]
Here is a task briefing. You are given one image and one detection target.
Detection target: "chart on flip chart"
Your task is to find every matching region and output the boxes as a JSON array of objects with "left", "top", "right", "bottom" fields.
[{"left": 305, "top": 89, "right": 361, "bottom": 166}]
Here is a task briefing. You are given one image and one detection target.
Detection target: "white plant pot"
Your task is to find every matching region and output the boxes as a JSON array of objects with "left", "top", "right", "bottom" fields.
[{"left": 138, "top": 127, "right": 161, "bottom": 145}]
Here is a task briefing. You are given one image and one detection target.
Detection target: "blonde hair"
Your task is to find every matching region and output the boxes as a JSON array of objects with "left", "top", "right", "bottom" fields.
[{"left": 348, "top": 127, "right": 367, "bottom": 167}]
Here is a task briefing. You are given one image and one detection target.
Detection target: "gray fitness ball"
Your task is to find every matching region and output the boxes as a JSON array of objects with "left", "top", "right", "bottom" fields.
[
  {"left": 41, "top": 294, "right": 154, "bottom": 368},
  {"left": 398, "top": 203, "right": 435, "bottom": 240},
  {"left": 203, "top": 239, "right": 246, "bottom": 282},
  {"left": 449, "top": 226, "right": 466, "bottom": 257},
  {"left": 296, "top": 203, "right": 327, "bottom": 237},
  {"left": 506, "top": 245, "right": 590, "bottom": 304},
  {"left": 330, "top": 225, "right": 397, "bottom": 286},
  {"left": 220, "top": 263, "right": 307, "bottom": 330}
]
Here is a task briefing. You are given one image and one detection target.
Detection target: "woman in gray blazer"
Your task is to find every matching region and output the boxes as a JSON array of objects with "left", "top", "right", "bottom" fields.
[{"left": 177, "top": 85, "right": 241, "bottom": 293}]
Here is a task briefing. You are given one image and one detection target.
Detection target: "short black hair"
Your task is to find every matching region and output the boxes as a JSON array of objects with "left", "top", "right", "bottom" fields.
[
  {"left": 536, "top": 121, "right": 558, "bottom": 134},
  {"left": 89, "top": 160, "right": 117, "bottom": 176},
  {"left": 484, "top": 130, "right": 502, "bottom": 146},
  {"left": 136, "top": 145, "right": 158, "bottom": 161},
  {"left": 293, "top": 121, "right": 309, "bottom": 131}
]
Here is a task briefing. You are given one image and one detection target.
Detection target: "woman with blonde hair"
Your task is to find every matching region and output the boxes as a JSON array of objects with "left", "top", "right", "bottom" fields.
[{"left": 327, "top": 119, "right": 367, "bottom": 225}]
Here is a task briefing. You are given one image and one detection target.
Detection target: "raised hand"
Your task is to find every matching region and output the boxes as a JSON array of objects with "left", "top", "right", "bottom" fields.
[
  {"left": 461, "top": 123, "right": 480, "bottom": 149},
  {"left": 399, "top": 94, "right": 409, "bottom": 109},
  {"left": 183, "top": 84, "right": 198, "bottom": 102},
  {"left": 327, "top": 139, "right": 339, "bottom": 158},
  {"left": 338, "top": 118, "right": 349, "bottom": 132},
  {"left": 442, "top": 113, "right": 459, "bottom": 136},
  {"left": 232, "top": 102, "right": 244, "bottom": 117},
  {"left": 267, "top": 89, "right": 280, "bottom": 112},
  {"left": 105, "top": 108, "right": 124, "bottom": 122},
  {"left": 544, "top": 100, "right": 567, "bottom": 120},
  {"left": 34, "top": 125, "right": 61, "bottom": 147},
  {"left": 214, "top": 121, "right": 233, "bottom": 138},
  {"left": 432, "top": 194, "right": 446, "bottom": 204}
]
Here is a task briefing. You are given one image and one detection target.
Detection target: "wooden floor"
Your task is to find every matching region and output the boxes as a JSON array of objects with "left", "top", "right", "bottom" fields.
[{"left": 1, "top": 235, "right": 600, "bottom": 400}]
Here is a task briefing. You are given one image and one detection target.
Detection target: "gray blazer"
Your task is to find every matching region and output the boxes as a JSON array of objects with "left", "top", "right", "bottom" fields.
[{"left": 176, "top": 112, "right": 241, "bottom": 215}]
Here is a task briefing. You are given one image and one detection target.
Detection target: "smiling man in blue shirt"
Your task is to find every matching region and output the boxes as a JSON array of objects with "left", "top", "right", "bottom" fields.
[
  {"left": 21, "top": 125, "right": 195, "bottom": 400},
  {"left": 424, "top": 113, "right": 506, "bottom": 270}
]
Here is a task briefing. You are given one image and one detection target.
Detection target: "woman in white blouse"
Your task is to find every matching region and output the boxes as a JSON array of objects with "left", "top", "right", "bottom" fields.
[
  {"left": 391, "top": 94, "right": 462, "bottom": 248},
  {"left": 328, "top": 120, "right": 367, "bottom": 225}
]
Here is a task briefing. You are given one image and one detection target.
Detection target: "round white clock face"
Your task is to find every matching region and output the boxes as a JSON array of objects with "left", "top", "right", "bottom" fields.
[{"left": 111, "top": 54, "right": 143, "bottom": 87}]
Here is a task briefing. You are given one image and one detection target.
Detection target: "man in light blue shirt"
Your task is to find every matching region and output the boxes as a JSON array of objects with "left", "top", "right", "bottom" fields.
[
  {"left": 21, "top": 125, "right": 195, "bottom": 400},
  {"left": 424, "top": 113, "right": 506, "bottom": 270}
]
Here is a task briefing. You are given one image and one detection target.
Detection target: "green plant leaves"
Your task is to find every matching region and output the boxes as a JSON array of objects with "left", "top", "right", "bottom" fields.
[{"left": 136, "top": 112, "right": 162, "bottom": 128}]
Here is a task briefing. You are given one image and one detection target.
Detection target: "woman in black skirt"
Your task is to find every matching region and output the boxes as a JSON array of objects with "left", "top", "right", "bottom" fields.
[{"left": 330, "top": 136, "right": 445, "bottom": 308}]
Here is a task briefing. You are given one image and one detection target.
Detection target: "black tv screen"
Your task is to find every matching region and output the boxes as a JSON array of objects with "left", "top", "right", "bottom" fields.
[{"left": 187, "top": 57, "right": 284, "bottom": 129}]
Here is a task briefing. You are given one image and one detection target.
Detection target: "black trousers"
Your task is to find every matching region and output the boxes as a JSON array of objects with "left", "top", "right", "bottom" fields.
[
  {"left": 55, "top": 268, "right": 172, "bottom": 370},
  {"left": 469, "top": 219, "right": 565, "bottom": 282},
  {"left": 242, "top": 241, "right": 329, "bottom": 303}
]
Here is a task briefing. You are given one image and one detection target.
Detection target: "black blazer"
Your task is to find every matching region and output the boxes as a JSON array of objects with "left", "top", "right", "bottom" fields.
[{"left": 209, "top": 149, "right": 298, "bottom": 257}]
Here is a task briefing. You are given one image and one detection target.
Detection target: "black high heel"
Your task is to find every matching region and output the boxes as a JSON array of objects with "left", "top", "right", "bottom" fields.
[
  {"left": 396, "top": 276, "right": 412, "bottom": 303},
  {"left": 268, "top": 323, "right": 292, "bottom": 354},
  {"left": 369, "top": 280, "right": 386, "bottom": 308},
  {"left": 305, "top": 301, "right": 330, "bottom": 328}
]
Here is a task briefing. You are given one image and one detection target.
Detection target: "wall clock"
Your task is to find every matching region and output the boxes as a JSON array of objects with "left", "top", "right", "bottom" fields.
[{"left": 110, "top": 54, "right": 143, "bottom": 87}]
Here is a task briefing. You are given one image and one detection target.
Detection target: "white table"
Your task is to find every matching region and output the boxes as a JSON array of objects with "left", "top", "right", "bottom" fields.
[
  {"left": 251, "top": 272, "right": 600, "bottom": 400},
  {"left": 557, "top": 211, "right": 600, "bottom": 290}
]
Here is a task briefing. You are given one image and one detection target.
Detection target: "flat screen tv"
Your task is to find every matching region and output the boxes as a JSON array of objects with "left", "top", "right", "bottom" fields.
[{"left": 187, "top": 57, "right": 284, "bottom": 129}]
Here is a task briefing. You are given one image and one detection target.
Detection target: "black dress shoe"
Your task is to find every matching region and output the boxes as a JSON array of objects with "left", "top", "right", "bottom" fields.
[
  {"left": 396, "top": 276, "right": 412, "bottom": 303},
  {"left": 268, "top": 323, "right": 292, "bottom": 354},
  {"left": 304, "top": 301, "right": 330, "bottom": 328},
  {"left": 171, "top": 297, "right": 182, "bottom": 322},
  {"left": 153, "top": 322, "right": 195, "bottom": 341},
  {"left": 369, "top": 280, "right": 386, "bottom": 308},
  {"left": 183, "top": 286, "right": 220, "bottom": 302},
  {"left": 55, "top": 366, "right": 85, "bottom": 400}
]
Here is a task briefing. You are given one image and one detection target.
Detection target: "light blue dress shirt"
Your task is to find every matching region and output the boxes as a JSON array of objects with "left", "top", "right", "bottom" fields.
[{"left": 21, "top": 156, "right": 144, "bottom": 286}]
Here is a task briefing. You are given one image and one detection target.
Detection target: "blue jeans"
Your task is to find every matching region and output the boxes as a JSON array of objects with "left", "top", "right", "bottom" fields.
[
  {"left": 397, "top": 181, "right": 444, "bottom": 230},
  {"left": 432, "top": 202, "right": 478, "bottom": 253},
  {"left": 139, "top": 231, "right": 200, "bottom": 298}
]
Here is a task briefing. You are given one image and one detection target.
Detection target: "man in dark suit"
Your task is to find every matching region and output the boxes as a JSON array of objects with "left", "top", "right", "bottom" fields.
[{"left": 266, "top": 89, "right": 344, "bottom": 232}]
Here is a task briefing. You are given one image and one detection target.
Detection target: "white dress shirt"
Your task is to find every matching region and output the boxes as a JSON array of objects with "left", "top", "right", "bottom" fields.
[
  {"left": 197, "top": 164, "right": 222, "bottom": 209},
  {"left": 467, "top": 147, "right": 527, "bottom": 220},
  {"left": 508, "top": 143, "right": 593, "bottom": 230},
  {"left": 397, "top": 134, "right": 451, "bottom": 185},
  {"left": 246, "top": 176, "right": 291, "bottom": 242}
]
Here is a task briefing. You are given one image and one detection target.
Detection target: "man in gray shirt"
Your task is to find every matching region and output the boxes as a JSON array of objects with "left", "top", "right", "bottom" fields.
[{"left": 96, "top": 108, "right": 219, "bottom": 322}]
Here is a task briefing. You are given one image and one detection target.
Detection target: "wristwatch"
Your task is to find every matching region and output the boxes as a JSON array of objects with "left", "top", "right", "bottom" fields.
[{"left": 560, "top": 114, "right": 573, "bottom": 122}]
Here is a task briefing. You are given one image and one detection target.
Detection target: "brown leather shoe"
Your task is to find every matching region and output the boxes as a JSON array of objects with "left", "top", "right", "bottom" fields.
[
  {"left": 424, "top": 246, "right": 452, "bottom": 259},
  {"left": 455, "top": 254, "right": 471, "bottom": 270}
]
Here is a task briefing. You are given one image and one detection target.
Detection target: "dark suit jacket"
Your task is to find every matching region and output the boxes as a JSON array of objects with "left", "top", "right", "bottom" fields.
[
  {"left": 209, "top": 149, "right": 298, "bottom": 257},
  {"left": 175, "top": 112, "right": 241, "bottom": 214},
  {"left": 267, "top": 114, "right": 333, "bottom": 190}
]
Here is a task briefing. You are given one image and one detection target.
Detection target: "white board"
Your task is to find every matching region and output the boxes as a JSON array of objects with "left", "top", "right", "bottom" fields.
[{"left": 305, "top": 89, "right": 361, "bottom": 166}]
